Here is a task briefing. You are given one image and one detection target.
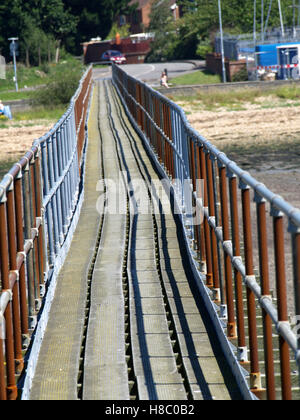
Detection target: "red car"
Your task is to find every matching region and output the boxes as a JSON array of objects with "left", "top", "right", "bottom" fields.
[{"left": 101, "top": 50, "right": 127, "bottom": 65}]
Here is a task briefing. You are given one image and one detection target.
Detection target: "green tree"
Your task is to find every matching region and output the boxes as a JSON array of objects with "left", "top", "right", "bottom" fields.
[
  {"left": 106, "top": 22, "right": 131, "bottom": 40},
  {"left": 39, "top": 0, "right": 77, "bottom": 62},
  {"left": 146, "top": 0, "right": 179, "bottom": 61},
  {"left": 0, "top": 0, "right": 134, "bottom": 59},
  {"left": 20, "top": 14, "right": 56, "bottom": 67},
  {"left": 63, "top": 0, "right": 133, "bottom": 54},
  {"left": 0, "top": 0, "right": 74, "bottom": 63},
  {"left": 147, "top": 0, "right": 296, "bottom": 60},
  {"left": 177, "top": 0, "right": 294, "bottom": 35},
  {"left": 0, "top": 0, "right": 24, "bottom": 54}
]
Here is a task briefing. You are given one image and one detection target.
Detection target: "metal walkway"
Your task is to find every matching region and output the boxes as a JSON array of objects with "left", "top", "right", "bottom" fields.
[{"left": 28, "top": 80, "right": 242, "bottom": 400}]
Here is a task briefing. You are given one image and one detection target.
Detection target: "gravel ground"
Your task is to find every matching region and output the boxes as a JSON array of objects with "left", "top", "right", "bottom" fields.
[{"left": 0, "top": 121, "right": 53, "bottom": 162}]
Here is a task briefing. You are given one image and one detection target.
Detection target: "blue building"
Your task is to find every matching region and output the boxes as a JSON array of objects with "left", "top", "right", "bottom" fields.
[
  {"left": 256, "top": 42, "right": 300, "bottom": 79},
  {"left": 215, "top": 30, "right": 300, "bottom": 80}
]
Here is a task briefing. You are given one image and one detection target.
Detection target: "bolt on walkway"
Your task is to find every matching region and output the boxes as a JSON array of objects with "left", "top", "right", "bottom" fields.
[{"left": 28, "top": 79, "right": 243, "bottom": 401}]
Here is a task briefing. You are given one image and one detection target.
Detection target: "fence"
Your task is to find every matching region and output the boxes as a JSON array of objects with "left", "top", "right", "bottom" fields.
[
  {"left": 215, "top": 29, "right": 300, "bottom": 61},
  {"left": 112, "top": 63, "right": 300, "bottom": 400},
  {"left": 0, "top": 66, "right": 93, "bottom": 400}
]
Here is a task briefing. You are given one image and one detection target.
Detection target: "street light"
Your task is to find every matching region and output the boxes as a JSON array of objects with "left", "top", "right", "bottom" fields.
[
  {"left": 218, "top": 0, "right": 227, "bottom": 83},
  {"left": 8, "top": 37, "right": 18, "bottom": 92},
  {"left": 289, "top": 1, "right": 300, "bottom": 38}
]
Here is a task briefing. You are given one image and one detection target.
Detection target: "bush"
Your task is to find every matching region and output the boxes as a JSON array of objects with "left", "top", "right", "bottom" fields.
[
  {"left": 232, "top": 66, "right": 248, "bottom": 82},
  {"left": 275, "top": 85, "right": 300, "bottom": 100},
  {"left": 33, "top": 60, "right": 84, "bottom": 107},
  {"left": 196, "top": 38, "right": 213, "bottom": 59}
]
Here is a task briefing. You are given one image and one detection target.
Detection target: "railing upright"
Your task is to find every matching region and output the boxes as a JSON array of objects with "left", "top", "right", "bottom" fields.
[{"left": 255, "top": 192, "right": 276, "bottom": 400}]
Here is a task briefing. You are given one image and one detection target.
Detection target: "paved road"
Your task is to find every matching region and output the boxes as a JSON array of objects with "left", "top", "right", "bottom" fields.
[{"left": 93, "top": 60, "right": 205, "bottom": 86}]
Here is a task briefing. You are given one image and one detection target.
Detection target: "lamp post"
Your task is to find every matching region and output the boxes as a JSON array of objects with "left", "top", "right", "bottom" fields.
[
  {"left": 277, "top": 0, "right": 284, "bottom": 37},
  {"left": 218, "top": 0, "right": 227, "bottom": 83},
  {"left": 261, "top": 0, "right": 264, "bottom": 41},
  {"left": 289, "top": 1, "right": 300, "bottom": 38},
  {"left": 8, "top": 37, "right": 18, "bottom": 92}
]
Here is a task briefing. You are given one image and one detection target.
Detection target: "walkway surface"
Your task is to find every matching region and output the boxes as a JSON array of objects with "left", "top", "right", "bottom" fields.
[{"left": 28, "top": 79, "right": 242, "bottom": 400}]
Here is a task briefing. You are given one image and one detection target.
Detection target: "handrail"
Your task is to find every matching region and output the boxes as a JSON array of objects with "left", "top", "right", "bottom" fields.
[
  {"left": 0, "top": 65, "right": 93, "bottom": 400},
  {"left": 112, "top": 63, "right": 300, "bottom": 400}
]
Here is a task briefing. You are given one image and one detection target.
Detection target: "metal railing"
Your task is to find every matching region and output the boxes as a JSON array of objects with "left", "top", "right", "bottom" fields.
[
  {"left": 112, "top": 63, "right": 300, "bottom": 400},
  {"left": 0, "top": 66, "right": 93, "bottom": 400}
]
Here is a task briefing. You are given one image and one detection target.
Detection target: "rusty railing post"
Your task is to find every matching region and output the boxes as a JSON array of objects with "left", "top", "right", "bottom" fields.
[
  {"left": 0, "top": 191, "right": 17, "bottom": 400},
  {"left": 255, "top": 192, "right": 276, "bottom": 400},
  {"left": 288, "top": 221, "right": 300, "bottom": 386},
  {"left": 219, "top": 164, "right": 236, "bottom": 339},
  {"left": 228, "top": 173, "right": 248, "bottom": 364},
  {"left": 29, "top": 157, "right": 41, "bottom": 309},
  {"left": 23, "top": 157, "right": 37, "bottom": 331},
  {"left": 33, "top": 151, "right": 46, "bottom": 296},
  {"left": 14, "top": 167, "right": 29, "bottom": 344},
  {"left": 205, "top": 151, "right": 220, "bottom": 302},
  {"left": 6, "top": 177, "right": 24, "bottom": 374},
  {"left": 272, "top": 206, "right": 292, "bottom": 400},
  {"left": 199, "top": 146, "right": 213, "bottom": 288},
  {"left": 240, "top": 179, "right": 263, "bottom": 397},
  {"left": 289, "top": 222, "right": 300, "bottom": 389}
]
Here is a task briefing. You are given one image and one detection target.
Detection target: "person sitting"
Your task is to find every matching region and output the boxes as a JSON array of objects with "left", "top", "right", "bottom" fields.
[
  {"left": 0, "top": 100, "right": 12, "bottom": 119},
  {"left": 160, "top": 71, "right": 169, "bottom": 88}
]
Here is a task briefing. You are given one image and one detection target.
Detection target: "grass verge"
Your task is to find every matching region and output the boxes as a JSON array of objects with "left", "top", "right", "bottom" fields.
[
  {"left": 0, "top": 55, "right": 85, "bottom": 102},
  {"left": 14, "top": 106, "right": 67, "bottom": 122},
  {"left": 170, "top": 70, "right": 221, "bottom": 86},
  {"left": 168, "top": 83, "right": 300, "bottom": 111},
  {"left": 0, "top": 105, "right": 66, "bottom": 128}
]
